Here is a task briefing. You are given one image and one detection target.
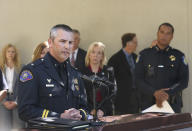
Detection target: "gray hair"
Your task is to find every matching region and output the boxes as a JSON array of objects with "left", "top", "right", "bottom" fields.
[
  {"left": 50, "top": 24, "right": 73, "bottom": 40},
  {"left": 72, "top": 29, "right": 80, "bottom": 35}
]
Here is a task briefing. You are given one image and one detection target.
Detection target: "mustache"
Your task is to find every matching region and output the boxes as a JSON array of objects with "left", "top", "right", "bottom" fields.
[{"left": 61, "top": 50, "right": 70, "bottom": 53}]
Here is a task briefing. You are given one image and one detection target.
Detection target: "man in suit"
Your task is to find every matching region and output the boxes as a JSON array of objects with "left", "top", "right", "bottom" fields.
[
  {"left": 70, "top": 29, "right": 86, "bottom": 72},
  {"left": 108, "top": 33, "right": 140, "bottom": 115},
  {"left": 18, "top": 24, "right": 88, "bottom": 121}
]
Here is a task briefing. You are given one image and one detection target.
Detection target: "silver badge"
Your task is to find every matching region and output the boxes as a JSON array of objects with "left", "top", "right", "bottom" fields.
[
  {"left": 60, "top": 82, "right": 65, "bottom": 86},
  {"left": 47, "top": 79, "right": 51, "bottom": 83}
]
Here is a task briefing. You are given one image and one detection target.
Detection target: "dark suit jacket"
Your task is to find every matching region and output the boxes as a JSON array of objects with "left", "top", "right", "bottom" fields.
[
  {"left": 108, "top": 49, "right": 139, "bottom": 114},
  {"left": 74, "top": 48, "right": 87, "bottom": 72}
]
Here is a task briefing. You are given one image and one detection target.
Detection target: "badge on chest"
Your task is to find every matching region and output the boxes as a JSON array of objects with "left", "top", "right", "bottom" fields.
[
  {"left": 46, "top": 78, "right": 54, "bottom": 87},
  {"left": 146, "top": 64, "right": 155, "bottom": 77},
  {"left": 71, "top": 78, "right": 79, "bottom": 91},
  {"left": 169, "top": 55, "right": 176, "bottom": 62}
]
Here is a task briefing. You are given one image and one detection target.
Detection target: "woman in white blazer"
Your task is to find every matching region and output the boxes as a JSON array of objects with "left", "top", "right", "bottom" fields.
[{"left": 0, "top": 44, "right": 24, "bottom": 130}]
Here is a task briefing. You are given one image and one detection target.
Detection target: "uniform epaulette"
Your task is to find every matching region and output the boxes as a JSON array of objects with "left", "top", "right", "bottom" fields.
[
  {"left": 171, "top": 48, "right": 184, "bottom": 55},
  {"left": 140, "top": 47, "right": 152, "bottom": 54},
  {"left": 28, "top": 58, "right": 45, "bottom": 68}
]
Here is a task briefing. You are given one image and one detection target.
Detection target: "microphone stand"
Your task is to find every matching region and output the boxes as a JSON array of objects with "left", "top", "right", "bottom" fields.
[
  {"left": 91, "top": 75, "right": 104, "bottom": 121},
  {"left": 92, "top": 77, "right": 116, "bottom": 121},
  {"left": 92, "top": 82, "right": 97, "bottom": 121},
  {"left": 96, "top": 91, "right": 116, "bottom": 111},
  {"left": 79, "top": 73, "right": 112, "bottom": 121}
]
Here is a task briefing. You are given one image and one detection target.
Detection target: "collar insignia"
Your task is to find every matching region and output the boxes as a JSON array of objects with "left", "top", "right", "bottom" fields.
[
  {"left": 47, "top": 79, "right": 51, "bottom": 83},
  {"left": 169, "top": 55, "right": 176, "bottom": 61}
]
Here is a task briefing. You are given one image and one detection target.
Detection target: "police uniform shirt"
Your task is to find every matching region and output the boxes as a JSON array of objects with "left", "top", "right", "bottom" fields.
[
  {"left": 135, "top": 45, "right": 189, "bottom": 111},
  {"left": 47, "top": 53, "right": 68, "bottom": 89},
  {"left": 18, "top": 53, "right": 88, "bottom": 121}
]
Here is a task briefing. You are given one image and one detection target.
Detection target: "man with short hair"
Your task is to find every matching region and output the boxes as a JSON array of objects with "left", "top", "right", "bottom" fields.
[
  {"left": 18, "top": 24, "right": 88, "bottom": 121},
  {"left": 70, "top": 29, "right": 86, "bottom": 72},
  {"left": 135, "top": 23, "right": 189, "bottom": 113},
  {"left": 108, "top": 33, "right": 140, "bottom": 115}
]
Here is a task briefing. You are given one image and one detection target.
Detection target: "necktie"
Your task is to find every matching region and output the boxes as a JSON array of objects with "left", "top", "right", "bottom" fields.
[
  {"left": 128, "top": 55, "right": 135, "bottom": 70},
  {"left": 128, "top": 55, "right": 136, "bottom": 88},
  {"left": 58, "top": 63, "right": 68, "bottom": 88},
  {"left": 71, "top": 52, "right": 75, "bottom": 67}
]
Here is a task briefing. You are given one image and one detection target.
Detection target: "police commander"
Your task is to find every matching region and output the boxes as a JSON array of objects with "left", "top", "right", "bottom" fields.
[{"left": 18, "top": 24, "right": 88, "bottom": 121}]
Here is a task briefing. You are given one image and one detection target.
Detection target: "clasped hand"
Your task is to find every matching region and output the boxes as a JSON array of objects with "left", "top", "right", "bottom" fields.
[
  {"left": 154, "top": 88, "right": 169, "bottom": 108},
  {"left": 60, "top": 108, "right": 82, "bottom": 120}
]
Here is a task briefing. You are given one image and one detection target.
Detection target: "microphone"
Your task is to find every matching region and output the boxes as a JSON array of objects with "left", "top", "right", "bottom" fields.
[
  {"left": 80, "top": 74, "right": 107, "bottom": 87},
  {"left": 106, "top": 66, "right": 115, "bottom": 78},
  {"left": 107, "top": 66, "right": 114, "bottom": 72},
  {"left": 94, "top": 76, "right": 115, "bottom": 86},
  {"left": 106, "top": 66, "right": 117, "bottom": 93}
]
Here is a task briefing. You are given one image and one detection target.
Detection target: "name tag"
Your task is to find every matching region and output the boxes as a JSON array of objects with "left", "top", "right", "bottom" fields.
[
  {"left": 158, "top": 65, "right": 164, "bottom": 68},
  {"left": 46, "top": 84, "right": 54, "bottom": 87}
]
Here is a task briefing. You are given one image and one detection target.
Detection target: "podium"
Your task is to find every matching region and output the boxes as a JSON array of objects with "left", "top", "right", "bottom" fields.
[
  {"left": 99, "top": 113, "right": 192, "bottom": 131},
  {"left": 23, "top": 113, "right": 192, "bottom": 131}
]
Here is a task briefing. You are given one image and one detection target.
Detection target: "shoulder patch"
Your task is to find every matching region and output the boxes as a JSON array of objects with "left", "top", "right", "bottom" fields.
[
  {"left": 20, "top": 70, "right": 33, "bottom": 82},
  {"left": 182, "top": 56, "right": 188, "bottom": 66}
]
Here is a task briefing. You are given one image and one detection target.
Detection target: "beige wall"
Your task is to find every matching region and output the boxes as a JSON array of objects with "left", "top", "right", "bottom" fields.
[
  {"left": 183, "top": 0, "right": 192, "bottom": 113},
  {"left": 0, "top": 0, "right": 191, "bottom": 112}
]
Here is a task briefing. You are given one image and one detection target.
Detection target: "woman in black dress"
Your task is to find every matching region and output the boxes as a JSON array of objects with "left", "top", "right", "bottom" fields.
[{"left": 81, "top": 42, "right": 116, "bottom": 118}]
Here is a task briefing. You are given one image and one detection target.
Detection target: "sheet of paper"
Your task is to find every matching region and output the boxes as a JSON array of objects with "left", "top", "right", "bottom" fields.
[{"left": 142, "top": 100, "right": 175, "bottom": 113}]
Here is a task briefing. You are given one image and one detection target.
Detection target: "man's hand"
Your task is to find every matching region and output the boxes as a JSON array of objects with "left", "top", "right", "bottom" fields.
[
  {"left": 90, "top": 109, "right": 96, "bottom": 116},
  {"left": 60, "top": 108, "right": 82, "bottom": 120},
  {"left": 3, "top": 101, "right": 17, "bottom": 110},
  {"left": 90, "top": 109, "right": 104, "bottom": 118},
  {"left": 150, "top": 40, "right": 158, "bottom": 48},
  {"left": 154, "top": 88, "right": 169, "bottom": 107}
]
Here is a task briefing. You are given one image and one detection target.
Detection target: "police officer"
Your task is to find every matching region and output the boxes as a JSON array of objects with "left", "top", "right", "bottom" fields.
[
  {"left": 18, "top": 24, "right": 88, "bottom": 121},
  {"left": 135, "top": 23, "right": 189, "bottom": 113}
]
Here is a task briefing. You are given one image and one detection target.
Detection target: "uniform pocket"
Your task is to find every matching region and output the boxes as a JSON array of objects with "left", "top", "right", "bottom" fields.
[{"left": 40, "top": 84, "right": 63, "bottom": 98}]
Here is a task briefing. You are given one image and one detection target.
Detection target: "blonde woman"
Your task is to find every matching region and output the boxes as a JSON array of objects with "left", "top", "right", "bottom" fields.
[
  {"left": 32, "top": 41, "right": 49, "bottom": 62},
  {"left": 81, "top": 42, "right": 115, "bottom": 118},
  {"left": 0, "top": 44, "right": 24, "bottom": 129}
]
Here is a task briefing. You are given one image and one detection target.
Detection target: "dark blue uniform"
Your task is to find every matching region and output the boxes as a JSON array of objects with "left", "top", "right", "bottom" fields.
[
  {"left": 18, "top": 53, "right": 88, "bottom": 121},
  {"left": 135, "top": 46, "right": 189, "bottom": 113}
]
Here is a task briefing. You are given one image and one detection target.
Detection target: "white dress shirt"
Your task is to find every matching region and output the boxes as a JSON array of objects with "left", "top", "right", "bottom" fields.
[
  {"left": 70, "top": 48, "right": 79, "bottom": 62},
  {"left": 5, "top": 66, "right": 14, "bottom": 93}
]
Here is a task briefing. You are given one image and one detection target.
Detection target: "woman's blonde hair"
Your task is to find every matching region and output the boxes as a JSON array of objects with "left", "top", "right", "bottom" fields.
[
  {"left": 0, "top": 44, "right": 21, "bottom": 71},
  {"left": 32, "top": 41, "right": 48, "bottom": 62},
  {"left": 85, "top": 42, "right": 106, "bottom": 68}
]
